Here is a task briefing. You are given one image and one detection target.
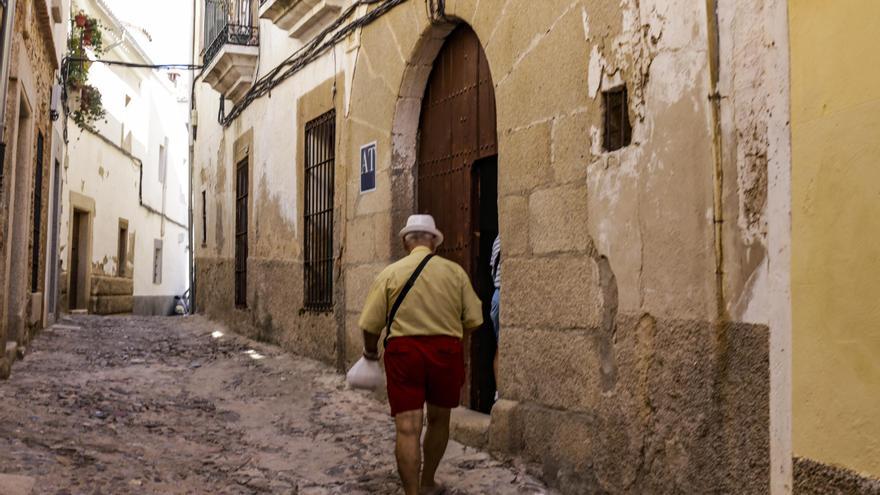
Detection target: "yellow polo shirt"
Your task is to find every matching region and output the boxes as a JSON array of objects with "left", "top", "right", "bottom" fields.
[{"left": 359, "top": 247, "right": 484, "bottom": 340}]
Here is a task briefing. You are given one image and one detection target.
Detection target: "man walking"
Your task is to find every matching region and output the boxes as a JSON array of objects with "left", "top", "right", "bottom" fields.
[{"left": 359, "top": 215, "right": 483, "bottom": 495}]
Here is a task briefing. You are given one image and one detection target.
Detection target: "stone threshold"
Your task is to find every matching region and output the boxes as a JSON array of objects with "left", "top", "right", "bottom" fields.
[{"left": 450, "top": 407, "right": 492, "bottom": 450}]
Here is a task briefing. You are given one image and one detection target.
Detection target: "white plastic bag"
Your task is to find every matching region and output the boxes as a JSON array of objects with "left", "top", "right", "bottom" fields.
[{"left": 346, "top": 357, "right": 384, "bottom": 390}]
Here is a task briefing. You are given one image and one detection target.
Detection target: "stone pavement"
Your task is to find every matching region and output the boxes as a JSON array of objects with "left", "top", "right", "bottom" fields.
[{"left": 0, "top": 315, "right": 552, "bottom": 494}]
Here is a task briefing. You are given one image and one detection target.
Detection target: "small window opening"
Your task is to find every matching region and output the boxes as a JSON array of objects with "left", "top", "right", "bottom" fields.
[
  {"left": 117, "top": 221, "right": 128, "bottom": 277},
  {"left": 603, "top": 86, "right": 632, "bottom": 152},
  {"left": 158, "top": 139, "right": 168, "bottom": 183},
  {"left": 153, "top": 239, "right": 163, "bottom": 285}
]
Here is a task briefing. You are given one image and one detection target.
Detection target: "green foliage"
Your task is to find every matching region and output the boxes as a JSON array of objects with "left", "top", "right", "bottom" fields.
[{"left": 67, "top": 11, "right": 106, "bottom": 129}]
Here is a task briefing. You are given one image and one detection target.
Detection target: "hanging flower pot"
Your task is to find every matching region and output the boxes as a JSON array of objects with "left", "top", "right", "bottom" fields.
[
  {"left": 75, "top": 13, "right": 86, "bottom": 27},
  {"left": 69, "top": 89, "right": 82, "bottom": 113}
]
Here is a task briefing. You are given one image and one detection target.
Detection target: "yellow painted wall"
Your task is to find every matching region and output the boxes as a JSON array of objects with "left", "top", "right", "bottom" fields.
[{"left": 790, "top": 0, "right": 880, "bottom": 478}]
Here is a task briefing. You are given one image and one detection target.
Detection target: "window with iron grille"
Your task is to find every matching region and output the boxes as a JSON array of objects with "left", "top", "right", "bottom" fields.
[
  {"left": 603, "top": 86, "right": 632, "bottom": 152},
  {"left": 31, "top": 132, "right": 44, "bottom": 291},
  {"left": 201, "top": 190, "right": 207, "bottom": 246},
  {"left": 303, "top": 110, "right": 336, "bottom": 312},
  {"left": 235, "top": 157, "right": 248, "bottom": 308}
]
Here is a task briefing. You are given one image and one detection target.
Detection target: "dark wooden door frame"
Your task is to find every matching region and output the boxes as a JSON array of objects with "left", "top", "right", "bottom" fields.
[{"left": 417, "top": 24, "right": 498, "bottom": 411}]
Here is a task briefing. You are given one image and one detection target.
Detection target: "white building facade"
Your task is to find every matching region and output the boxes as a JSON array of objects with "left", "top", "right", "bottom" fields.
[{"left": 59, "top": 0, "right": 190, "bottom": 316}]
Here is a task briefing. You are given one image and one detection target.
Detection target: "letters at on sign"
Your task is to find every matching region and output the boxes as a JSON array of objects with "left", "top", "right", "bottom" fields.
[{"left": 360, "top": 142, "right": 376, "bottom": 193}]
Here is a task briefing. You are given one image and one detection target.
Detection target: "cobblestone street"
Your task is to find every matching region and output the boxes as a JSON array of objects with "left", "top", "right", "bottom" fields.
[{"left": 0, "top": 316, "right": 551, "bottom": 495}]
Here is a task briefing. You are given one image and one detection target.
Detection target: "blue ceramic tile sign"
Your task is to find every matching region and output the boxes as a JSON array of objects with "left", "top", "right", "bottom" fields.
[{"left": 360, "top": 142, "right": 376, "bottom": 193}]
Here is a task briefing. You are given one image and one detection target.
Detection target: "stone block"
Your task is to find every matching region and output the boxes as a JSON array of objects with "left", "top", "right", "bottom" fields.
[
  {"left": 344, "top": 312, "right": 367, "bottom": 369},
  {"left": 348, "top": 49, "right": 398, "bottom": 131},
  {"left": 488, "top": 399, "right": 523, "bottom": 455},
  {"left": 498, "top": 195, "right": 528, "bottom": 257},
  {"left": 494, "top": 7, "right": 590, "bottom": 130},
  {"left": 499, "top": 327, "right": 601, "bottom": 412},
  {"left": 89, "top": 295, "right": 134, "bottom": 315},
  {"left": 0, "top": 474, "right": 36, "bottom": 495},
  {"left": 517, "top": 403, "right": 601, "bottom": 493},
  {"left": 552, "top": 112, "right": 591, "bottom": 183},
  {"left": 345, "top": 263, "right": 384, "bottom": 312},
  {"left": 346, "top": 215, "right": 379, "bottom": 264},
  {"left": 450, "top": 407, "right": 491, "bottom": 450},
  {"left": 502, "top": 255, "right": 601, "bottom": 329},
  {"left": 27, "top": 293, "right": 42, "bottom": 326},
  {"left": 528, "top": 184, "right": 590, "bottom": 254},
  {"left": 90, "top": 276, "right": 134, "bottom": 296},
  {"left": 482, "top": 0, "right": 581, "bottom": 80},
  {"left": 346, "top": 214, "right": 393, "bottom": 265},
  {"left": 0, "top": 358, "right": 10, "bottom": 380},
  {"left": 498, "top": 122, "right": 553, "bottom": 196},
  {"left": 4, "top": 342, "right": 16, "bottom": 363},
  {"left": 195, "top": 257, "right": 235, "bottom": 320}
]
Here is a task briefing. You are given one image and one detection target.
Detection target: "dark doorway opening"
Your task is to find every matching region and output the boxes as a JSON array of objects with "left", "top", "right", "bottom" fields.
[
  {"left": 69, "top": 210, "right": 89, "bottom": 311},
  {"left": 470, "top": 155, "right": 498, "bottom": 413}
]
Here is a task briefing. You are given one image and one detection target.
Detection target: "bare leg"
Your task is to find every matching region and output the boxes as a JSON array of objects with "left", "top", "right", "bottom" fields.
[
  {"left": 395, "top": 409, "right": 424, "bottom": 495},
  {"left": 420, "top": 405, "right": 451, "bottom": 493}
]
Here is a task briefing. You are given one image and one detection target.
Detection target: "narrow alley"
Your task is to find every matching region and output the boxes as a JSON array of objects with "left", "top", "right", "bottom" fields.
[{"left": 0, "top": 315, "right": 551, "bottom": 495}]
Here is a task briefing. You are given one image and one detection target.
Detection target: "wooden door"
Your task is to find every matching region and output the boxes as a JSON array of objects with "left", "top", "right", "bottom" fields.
[
  {"left": 417, "top": 25, "right": 497, "bottom": 410},
  {"left": 69, "top": 212, "right": 81, "bottom": 310}
]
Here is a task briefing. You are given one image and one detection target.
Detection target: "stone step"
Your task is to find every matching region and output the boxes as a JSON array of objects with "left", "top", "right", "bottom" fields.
[
  {"left": 5, "top": 342, "right": 17, "bottom": 362},
  {"left": 450, "top": 407, "right": 491, "bottom": 450},
  {"left": 0, "top": 473, "right": 36, "bottom": 494}
]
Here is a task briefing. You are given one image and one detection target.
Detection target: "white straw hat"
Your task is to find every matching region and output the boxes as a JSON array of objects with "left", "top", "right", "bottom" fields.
[{"left": 399, "top": 214, "right": 444, "bottom": 246}]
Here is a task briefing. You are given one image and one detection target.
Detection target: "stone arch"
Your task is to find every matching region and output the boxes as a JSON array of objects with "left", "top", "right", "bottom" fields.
[
  {"left": 388, "top": 18, "right": 499, "bottom": 255},
  {"left": 387, "top": 19, "right": 458, "bottom": 255},
  {"left": 388, "top": 19, "right": 500, "bottom": 410}
]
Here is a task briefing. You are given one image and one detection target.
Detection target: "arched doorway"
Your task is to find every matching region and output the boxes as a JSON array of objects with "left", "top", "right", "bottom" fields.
[{"left": 417, "top": 25, "right": 498, "bottom": 413}]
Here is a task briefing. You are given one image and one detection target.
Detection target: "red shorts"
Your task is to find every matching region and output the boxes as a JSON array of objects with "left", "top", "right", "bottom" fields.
[{"left": 383, "top": 336, "right": 464, "bottom": 416}]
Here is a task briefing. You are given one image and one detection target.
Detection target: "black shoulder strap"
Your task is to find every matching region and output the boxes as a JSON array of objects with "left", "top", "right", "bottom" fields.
[
  {"left": 492, "top": 250, "right": 501, "bottom": 279},
  {"left": 384, "top": 254, "right": 434, "bottom": 348}
]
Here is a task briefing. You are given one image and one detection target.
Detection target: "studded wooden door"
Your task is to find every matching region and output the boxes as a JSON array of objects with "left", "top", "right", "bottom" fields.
[{"left": 418, "top": 25, "right": 497, "bottom": 409}]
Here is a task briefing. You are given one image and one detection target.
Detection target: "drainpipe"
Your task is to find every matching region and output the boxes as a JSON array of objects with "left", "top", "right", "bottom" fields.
[
  {"left": 188, "top": 0, "right": 197, "bottom": 313},
  {"left": 705, "top": 0, "right": 725, "bottom": 320}
]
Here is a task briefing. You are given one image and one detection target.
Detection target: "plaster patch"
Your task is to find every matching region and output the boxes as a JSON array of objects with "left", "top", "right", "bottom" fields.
[
  {"left": 588, "top": 45, "right": 604, "bottom": 99},
  {"left": 581, "top": 7, "right": 590, "bottom": 41}
]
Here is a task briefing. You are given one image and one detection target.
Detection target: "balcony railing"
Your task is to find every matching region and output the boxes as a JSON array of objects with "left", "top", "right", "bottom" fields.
[{"left": 203, "top": 23, "right": 260, "bottom": 68}]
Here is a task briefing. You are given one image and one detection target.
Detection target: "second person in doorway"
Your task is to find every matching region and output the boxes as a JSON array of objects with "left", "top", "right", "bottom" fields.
[{"left": 490, "top": 234, "right": 501, "bottom": 402}]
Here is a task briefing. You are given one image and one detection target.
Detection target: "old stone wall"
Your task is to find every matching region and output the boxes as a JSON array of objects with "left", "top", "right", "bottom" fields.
[
  {"left": 342, "top": 1, "right": 775, "bottom": 491},
  {"left": 194, "top": 0, "right": 789, "bottom": 492},
  {"left": 0, "top": 0, "right": 60, "bottom": 364}
]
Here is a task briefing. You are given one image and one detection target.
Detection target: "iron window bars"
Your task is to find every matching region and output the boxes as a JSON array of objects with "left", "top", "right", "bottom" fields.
[
  {"left": 235, "top": 157, "right": 249, "bottom": 308},
  {"left": 31, "top": 132, "right": 44, "bottom": 291},
  {"left": 603, "top": 86, "right": 632, "bottom": 152},
  {"left": 303, "top": 110, "right": 336, "bottom": 312}
]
